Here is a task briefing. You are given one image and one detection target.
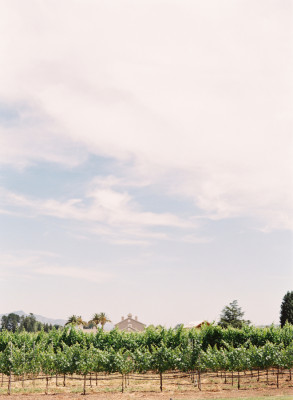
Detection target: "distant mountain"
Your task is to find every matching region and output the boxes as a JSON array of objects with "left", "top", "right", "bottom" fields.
[{"left": 0, "top": 310, "right": 66, "bottom": 326}]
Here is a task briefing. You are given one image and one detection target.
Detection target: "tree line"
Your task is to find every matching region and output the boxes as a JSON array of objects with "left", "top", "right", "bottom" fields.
[
  {"left": 1, "top": 290, "right": 292, "bottom": 334},
  {"left": 0, "top": 313, "right": 61, "bottom": 333},
  {"left": 65, "top": 312, "right": 111, "bottom": 330}
]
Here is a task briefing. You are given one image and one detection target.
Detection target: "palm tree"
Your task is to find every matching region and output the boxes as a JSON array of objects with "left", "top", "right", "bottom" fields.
[
  {"left": 76, "top": 316, "right": 86, "bottom": 326},
  {"left": 89, "top": 313, "right": 101, "bottom": 328},
  {"left": 99, "top": 312, "right": 111, "bottom": 330},
  {"left": 65, "top": 315, "right": 78, "bottom": 325},
  {"left": 65, "top": 315, "right": 86, "bottom": 326}
]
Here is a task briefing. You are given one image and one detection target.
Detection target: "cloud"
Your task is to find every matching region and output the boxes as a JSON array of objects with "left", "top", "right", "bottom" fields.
[
  {"left": 0, "top": 0, "right": 292, "bottom": 231},
  {"left": 0, "top": 180, "right": 197, "bottom": 247},
  {"left": 0, "top": 185, "right": 193, "bottom": 228},
  {"left": 0, "top": 251, "right": 114, "bottom": 283}
]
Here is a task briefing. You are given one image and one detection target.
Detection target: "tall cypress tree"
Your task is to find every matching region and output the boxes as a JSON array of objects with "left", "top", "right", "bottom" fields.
[{"left": 280, "top": 291, "right": 293, "bottom": 327}]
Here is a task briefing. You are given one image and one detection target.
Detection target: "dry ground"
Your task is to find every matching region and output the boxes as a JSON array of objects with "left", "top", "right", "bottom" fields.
[
  {"left": 0, "top": 371, "right": 292, "bottom": 399},
  {"left": 0, "top": 389, "right": 293, "bottom": 400}
]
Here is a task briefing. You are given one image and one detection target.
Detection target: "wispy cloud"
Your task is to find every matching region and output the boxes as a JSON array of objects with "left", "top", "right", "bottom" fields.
[
  {"left": 0, "top": 251, "right": 114, "bottom": 283},
  {"left": 0, "top": 186, "right": 191, "bottom": 227}
]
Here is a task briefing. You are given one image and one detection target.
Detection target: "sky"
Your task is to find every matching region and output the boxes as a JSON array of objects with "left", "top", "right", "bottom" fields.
[{"left": 0, "top": 0, "right": 292, "bottom": 327}]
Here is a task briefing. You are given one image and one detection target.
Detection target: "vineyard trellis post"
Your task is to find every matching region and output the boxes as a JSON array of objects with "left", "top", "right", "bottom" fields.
[
  {"left": 45, "top": 376, "right": 49, "bottom": 395},
  {"left": 32, "top": 342, "right": 35, "bottom": 387},
  {"left": 197, "top": 370, "right": 201, "bottom": 391},
  {"left": 8, "top": 342, "right": 12, "bottom": 396},
  {"left": 83, "top": 374, "right": 86, "bottom": 395},
  {"left": 22, "top": 343, "right": 25, "bottom": 388}
]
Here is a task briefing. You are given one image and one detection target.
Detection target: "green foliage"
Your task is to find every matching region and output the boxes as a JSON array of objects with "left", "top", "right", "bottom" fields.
[
  {"left": 0, "top": 324, "right": 292, "bottom": 376},
  {"left": 1, "top": 314, "right": 20, "bottom": 332},
  {"left": 1, "top": 313, "right": 61, "bottom": 333},
  {"left": 280, "top": 291, "right": 293, "bottom": 327},
  {"left": 218, "top": 300, "right": 250, "bottom": 328}
]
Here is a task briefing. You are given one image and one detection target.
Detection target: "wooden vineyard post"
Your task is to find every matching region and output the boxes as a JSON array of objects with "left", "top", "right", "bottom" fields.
[
  {"left": 267, "top": 369, "right": 269, "bottom": 384},
  {"left": 224, "top": 372, "right": 227, "bottom": 384},
  {"left": 56, "top": 374, "right": 58, "bottom": 386},
  {"left": 8, "top": 342, "right": 12, "bottom": 395},
  {"left": 63, "top": 373, "right": 66, "bottom": 386},
  {"left": 121, "top": 374, "right": 124, "bottom": 393},
  {"left": 96, "top": 372, "right": 98, "bottom": 386},
  {"left": 83, "top": 374, "right": 86, "bottom": 395},
  {"left": 45, "top": 377, "right": 49, "bottom": 395},
  {"left": 197, "top": 370, "right": 201, "bottom": 391},
  {"left": 231, "top": 371, "right": 233, "bottom": 386},
  {"left": 257, "top": 369, "right": 260, "bottom": 382},
  {"left": 289, "top": 369, "right": 292, "bottom": 381},
  {"left": 277, "top": 369, "right": 279, "bottom": 388},
  {"left": 22, "top": 343, "right": 25, "bottom": 388},
  {"left": 32, "top": 342, "right": 35, "bottom": 388},
  {"left": 89, "top": 372, "right": 92, "bottom": 387},
  {"left": 159, "top": 372, "right": 163, "bottom": 392},
  {"left": 8, "top": 373, "right": 11, "bottom": 396},
  {"left": 237, "top": 371, "right": 240, "bottom": 390}
]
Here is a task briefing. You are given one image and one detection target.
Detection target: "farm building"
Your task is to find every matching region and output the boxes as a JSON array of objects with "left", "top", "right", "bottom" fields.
[
  {"left": 183, "top": 320, "right": 210, "bottom": 329},
  {"left": 115, "top": 313, "right": 146, "bottom": 332}
]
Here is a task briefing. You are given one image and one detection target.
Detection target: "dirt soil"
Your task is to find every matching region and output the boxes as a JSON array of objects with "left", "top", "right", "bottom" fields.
[{"left": 1, "top": 388, "right": 293, "bottom": 400}]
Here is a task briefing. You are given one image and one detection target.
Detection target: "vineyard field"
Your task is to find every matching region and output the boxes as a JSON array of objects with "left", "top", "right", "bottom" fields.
[{"left": 0, "top": 324, "right": 292, "bottom": 395}]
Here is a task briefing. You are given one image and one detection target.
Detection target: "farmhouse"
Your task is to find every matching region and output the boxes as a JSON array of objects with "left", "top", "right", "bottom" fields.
[
  {"left": 183, "top": 320, "right": 210, "bottom": 329},
  {"left": 115, "top": 313, "right": 146, "bottom": 332}
]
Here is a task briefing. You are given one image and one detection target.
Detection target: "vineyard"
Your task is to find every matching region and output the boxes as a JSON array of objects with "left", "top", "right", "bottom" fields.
[{"left": 0, "top": 324, "right": 292, "bottom": 395}]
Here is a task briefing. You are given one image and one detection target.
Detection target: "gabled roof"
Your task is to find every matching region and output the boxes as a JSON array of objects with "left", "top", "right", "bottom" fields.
[
  {"left": 115, "top": 318, "right": 146, "bottom": 327},
  {"left": 115, "top": 313, "right": 146, "bottom": 328}
]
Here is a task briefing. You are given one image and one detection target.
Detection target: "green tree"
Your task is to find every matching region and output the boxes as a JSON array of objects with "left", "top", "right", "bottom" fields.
[
  {"left": 218, "top": 300, "right": 250, "bottom": 328},
  {"left": 1, "top": 313, "right": 20, "bottom": 332},
  {"left": 280, "top": 291, "right": 293, "bottom": 327},
  {"left": 89, "top": 313, "right": 101, "bottom": 328},
  {"left": 65, "top": 315, "right": 85, "bottom": 326},
  {"left": 19, "top": 313, "right": 38, "bottom": 332}
]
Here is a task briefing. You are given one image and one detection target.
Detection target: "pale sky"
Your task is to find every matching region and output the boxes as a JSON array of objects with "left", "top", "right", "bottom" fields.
[{"left": 0, "top": 0, "right": 292, "bottom": 327}]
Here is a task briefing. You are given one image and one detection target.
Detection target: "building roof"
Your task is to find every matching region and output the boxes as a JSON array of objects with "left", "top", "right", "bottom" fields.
[
  {"left": 115, "top": 313, "right": 146, "bottom": 330},
  {"left": 184, "top": 320, "right": 210, "bottom": 328}
]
